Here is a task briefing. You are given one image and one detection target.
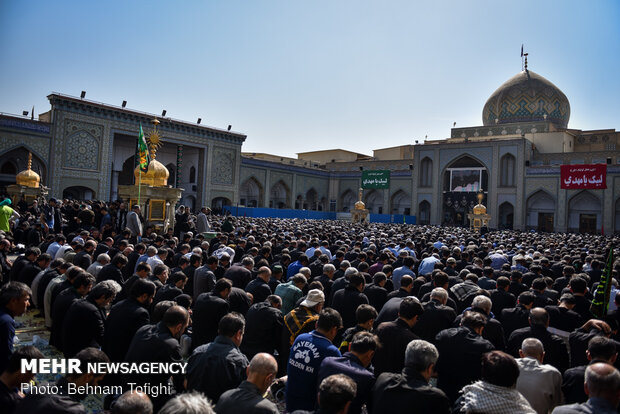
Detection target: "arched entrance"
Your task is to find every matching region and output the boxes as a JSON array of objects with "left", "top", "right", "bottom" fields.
[
  {"left": 442, "top": 156, "right": 488, "bottom": 226},
  {"left": 183, "top": 195, "right": 196, "bottom": 212},
  {"left": 63, "top": 186, "right": 95, "bottom": 200},
  {"left": 305, "top": 188, "right": 317, "bottom": 210},
  {"left": 526, "top": 190, "right": 555, "bottom": 232},
  {"left": 568, "top": 191, "right": 601, "bottom": 234},
  {"left": 119, "top": 156, "right": 135, "bottom": 185},
  {"left": 390, "top": 190, "right": 411, "bottom": 215},
  {"left": 418, "top": 201, "right": 431, "bottom": 225},
  {"left": 340, "top": 190, "right": 356, "bottom": 212},
  {"left": 270, "top": 180, "right": 290, "bottom": 209},
  {"left": 364, "top": 190, "right": 384, "bottom": 214},
  {"left": 498, "top": 202, "right": 514, "bottom": 229},
  {"left": 0, "top": 147, "right": 47, "bottom": 192},
  {"left": 166, "top": 163, "right": 176, "bottom": 187},
  {"left": 240, "top": 177, "right": 263, "bottom": 207}
]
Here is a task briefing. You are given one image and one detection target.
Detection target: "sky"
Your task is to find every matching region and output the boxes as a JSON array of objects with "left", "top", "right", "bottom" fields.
[{"left": 0, "top": 0, "right": 619, "bottom": 158}]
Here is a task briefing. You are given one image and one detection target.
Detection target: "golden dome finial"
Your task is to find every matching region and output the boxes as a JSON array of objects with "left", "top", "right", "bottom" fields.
[
  {"left": 134, "top": 119, "right": 169, "bottom": 186},
  {"left": 16, "top": 152, "right": 40, "bottom": 188}
]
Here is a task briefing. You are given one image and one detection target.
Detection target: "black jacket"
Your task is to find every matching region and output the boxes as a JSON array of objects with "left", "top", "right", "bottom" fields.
[
  {"left": 245, "top": 278, "right": 272, "bottom": 304},
  {"left": 216, "top": 380, "right": 279, "bottom": 414},
  {"left": 73, "top": 251, "right": 92, "bottom": 271},
  {"left": 453, "top": 308, "right": 505, "bottom": 351},
  {"left": 224, "top": 265, "right": 252, "bottom": 289},
  {"left": 500, "top": 305, "right": 530, "bottom": 338},
  {"left": 61, "top": 297, "right": 106, "bottom": 357},
  {"left": 152, "top": 284, "right": 184, "bottom": 308},
  {"left": 490, "top": 289, "right": 516, "bottom": 317},
  {"left": 371, "top": 367, "right": 450, "bottom": 414},
  {"left": 435, "top": 326, "right": 494, "bottom": 402},
  {"left": 331, "top": 285, "right": 369, "bottom": 329},
  {"left": 50, "top": 288, "right": 80, "bottom": 351},
  {"left": 507, "top": 325, "right": 569, "bottom": 373},
  {"left": 186, "top": 335, "right": 249, "bottom": 403},
  {"left": 192, "top": 292, "right": 230, "bottom": 349},
  {"left": 374, "top": 318, "right": 419, "bottom": 376},
  {"left": 124, "top": 322, "right": 183, "bottom": 410},
  {"left": 545, "top": 305, "right": 581, "bottom": 333},
  {"left": 103, "top": 297, "right": 150, "bottom": 362},
  {"left": 413, "top": 300, "right": 456, "bottom": 343},
  {"left": 364, "top": 284, "right": 388, "bottom": 313},
  {"left": 240, "top": 301, "right": 284, "bottom": 360},
  {"left": 96, "top": 263, "right": 124, "bottom": 284}
]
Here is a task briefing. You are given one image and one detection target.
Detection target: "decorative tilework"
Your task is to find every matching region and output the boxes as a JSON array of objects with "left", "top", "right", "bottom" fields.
[
  {"left": 212, "top": 147, "right": 235, "bottom": 185},
  {"left": 483, "top": 70, "right": 570, "bottom": 128}
]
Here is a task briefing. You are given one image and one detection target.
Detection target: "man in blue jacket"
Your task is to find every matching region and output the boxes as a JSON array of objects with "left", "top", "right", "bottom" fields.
[{"left": 286, "top": 308, "right": 342, "bottom": 412}]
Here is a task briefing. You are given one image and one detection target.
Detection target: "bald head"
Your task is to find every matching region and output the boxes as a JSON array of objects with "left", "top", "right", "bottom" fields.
[
  {"left": 520, "top": 338, "right": 544, "bottom": 362},
  {"left": 585, "top": 362, "right": 620, "bottom": 404},
  {"left": 248, "top": 353, "right": 277, "bottom": 376},
  {"left": 529, "top": 307, "right": 549, "bottom": 327},
  {"left": 247, "top": 353, "right": 278, "bottom": 394}
]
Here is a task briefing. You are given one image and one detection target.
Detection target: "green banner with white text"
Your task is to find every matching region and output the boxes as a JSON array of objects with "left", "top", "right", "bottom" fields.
[{"left": 362, "top": 170, "right": 390, "bottom": 189}]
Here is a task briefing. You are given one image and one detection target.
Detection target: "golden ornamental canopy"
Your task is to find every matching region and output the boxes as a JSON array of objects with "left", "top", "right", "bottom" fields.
[{"left": 16, "top": 153, "right": 40, "bottom": 188}]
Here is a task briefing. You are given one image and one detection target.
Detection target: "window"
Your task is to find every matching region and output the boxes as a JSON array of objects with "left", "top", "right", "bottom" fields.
[
  {"left": 500, "top": 154, "right": 515, "bottom": 187},
  {"left": 189, "top": 166, "right": 196, "bottom": 183},
  {"left": 419, "top": 158, "right": 432, "bottom": 187}
]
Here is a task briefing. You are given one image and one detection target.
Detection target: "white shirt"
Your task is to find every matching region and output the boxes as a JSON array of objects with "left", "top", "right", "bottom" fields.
[{"left": 516, "top": 357, "right": 563, "bottom": 414}]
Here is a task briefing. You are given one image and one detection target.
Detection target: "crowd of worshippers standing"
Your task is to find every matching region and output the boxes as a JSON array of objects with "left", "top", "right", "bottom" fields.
[{"left": 1, "top": 197, "right": 620, "bottom": 413}]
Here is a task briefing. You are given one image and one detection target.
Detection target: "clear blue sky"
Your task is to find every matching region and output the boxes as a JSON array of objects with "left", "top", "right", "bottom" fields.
[{"left": 1, "top": 0, "right": 619, "bottom": 157}]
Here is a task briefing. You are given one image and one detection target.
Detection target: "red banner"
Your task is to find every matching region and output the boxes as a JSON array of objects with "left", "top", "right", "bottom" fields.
[{"left": 561, "top": 164, "right": 607, "bottom": 189}]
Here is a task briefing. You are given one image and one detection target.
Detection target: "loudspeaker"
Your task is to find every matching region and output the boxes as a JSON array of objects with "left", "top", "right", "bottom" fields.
[
  {"left": 525, "top": 160, "right": 530, "bottom": 166},
  {"left": 607, "top": 158, "right": 612, "bottom": 164}
]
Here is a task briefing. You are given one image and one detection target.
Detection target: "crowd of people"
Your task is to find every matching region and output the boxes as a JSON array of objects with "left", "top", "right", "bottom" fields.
[{"left": 1, "top": 195, "right": 620, "bottom": 413}]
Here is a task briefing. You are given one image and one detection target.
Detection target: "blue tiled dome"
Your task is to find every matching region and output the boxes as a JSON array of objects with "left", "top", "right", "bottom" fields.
[{"left": 482, "top": 70, "right": 570, "bottom": 128}]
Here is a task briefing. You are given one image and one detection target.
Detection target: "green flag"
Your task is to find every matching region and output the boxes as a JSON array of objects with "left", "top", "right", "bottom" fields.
[
  {"left": 137, "top": 124, "right": 150, "bottom": 173},
  {"left": 590, "top": 246, "right": 614, "bottom": 318}
]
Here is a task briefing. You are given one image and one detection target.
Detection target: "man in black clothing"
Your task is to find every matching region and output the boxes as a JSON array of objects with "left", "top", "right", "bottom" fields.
[
  {"left": 374, "top": 297, "right": 424, "bottom": 375},
  {"left": 124, "top": 306, "right": 188, "bottom": 411},
  {"left": 9, "top": 248, "right": 38, "bottom": 282},
  {"left": 182, "top": 253, "right": 201, "bottom": 296},
  {"left": 61, "top": 279, "right": 121, "bottom": 357},
  {"left": 331, "top": 273, "right": 369, "bottom": 329},
  {"left": 116, "top": 262, "right": 150, "bottom": 303},
  {"left": 103, "top": 278, "right": 155, "bottom": 362},
  {"left": 386, "top": 275, "right": 413, "bottom": 300},
  {"left": 192, "top": 278, "right": 232, "bottom": 349},
  {"left": 35, "top": 260, "right": 67, "bottom": 315},
  {"left": 339, "top": 304, "right": 377, "bottom": 353},
  {"left": 186, "top": 312, "right": 249, "bottom": 404},
  {"left": 18, "top": 253, "right": 50, "bottom": 288},
  {"left": 569, "top": 276, "right": 592, "bottom": 325},
  {"left": 240, "top": 295, "right": 284, "bottom": 360},
  {"left": 50, "top": 272, "right": 95, "bottom": 351},
  {"left": 216, "top": 353, "right": 279, "bottom": 414},
  {"left": 490, "top": 276, "right": 516, "bottom": 318},
  {"left": 454, "top": 295, "right": 505, "bottom": 350},
  {"left": 149, "top": 264, "right": 169, "bottom": 289},
  {"left": 413, "top": 288, "right": 456, "bottom": 343},
  {"left": 435, "top": 310, "right": 495, "bottom": 402},
  {"left": 0, "top": 346, "right": 44, "bottom": 414},
  {"left": 568, "top": 319, "right": 614, "bottom": 368},
  {"left": 123, "top": 243, "right": 145, "bottom": 280},
  {"left": 507, "top": 307, "right": 569, "bottom": 373},
  {"left": 508, "top": 270, "right": 528, "bottom": 298},
  {"left": 73, "top": 240, "right": 95, "bottom": 270},
  {"left": 501, "top": 291, "right": 535, "bottom": 339},
  {"left": 531, "top": 277, "right": 556, "bottom": 308},
  {"left": 245, "top": 266, "right": 272, "bottom": 304},
  {"left": 562, "top": 335, "right": 618, "bottom": 404},
  {"left": 371, "top": 339, "right": 450, "bottom": 414},
  {"left": 545, "top": 293, "right": 581, "bottom": 333},
  {"left": 363, "top": 272, "right": 388, "bottom": 313},
  {"left": 224, "top": 257, "right": 254, "bottom": 289},
  {"left": 152, "top": 271, "right": 186, "bottom": 308},
  {"left": 316, "top": 264, "right": 336, "bottom": 300},
  {"left": 96, "top": 254, "right": 128, "bottom": 285}
]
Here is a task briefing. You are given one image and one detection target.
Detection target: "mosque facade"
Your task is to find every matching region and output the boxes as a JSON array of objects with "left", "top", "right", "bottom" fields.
[{"left": 0, "top": 67, "right": 618, "bottom": 233}]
